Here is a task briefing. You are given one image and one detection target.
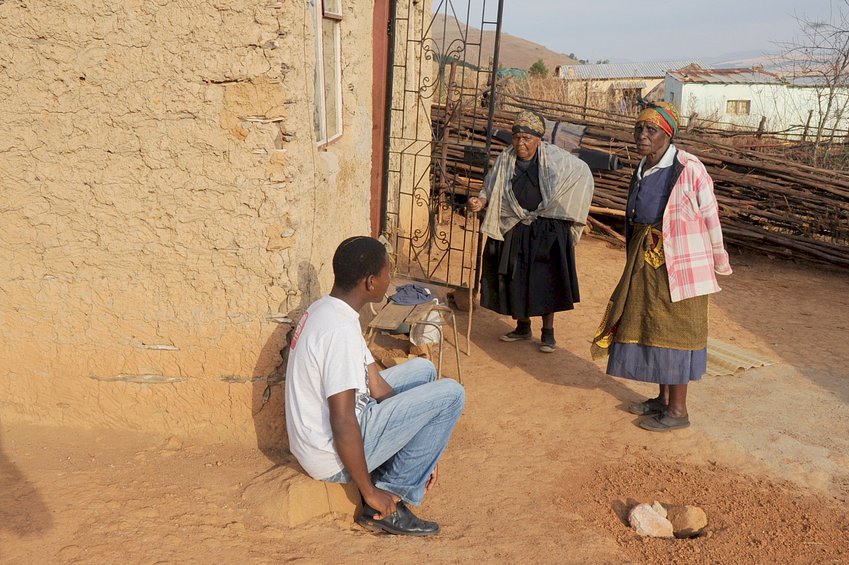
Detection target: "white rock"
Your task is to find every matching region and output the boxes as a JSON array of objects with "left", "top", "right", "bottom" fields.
[
  {"left": 629, "top": 503, "right": 674, "bottom": 538},
  {"left": 651, "top": 500, "right": 668, "bottom": 518}
]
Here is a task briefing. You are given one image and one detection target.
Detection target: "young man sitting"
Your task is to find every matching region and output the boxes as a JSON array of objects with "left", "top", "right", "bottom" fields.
[{"left": 284, "top": 236, "right": 465, "bottom": 536}]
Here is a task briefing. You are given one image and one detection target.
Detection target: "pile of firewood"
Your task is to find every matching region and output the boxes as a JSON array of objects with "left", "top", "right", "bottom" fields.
[{"left": 431, "top": 100, "right": 849, "bottom": 269}]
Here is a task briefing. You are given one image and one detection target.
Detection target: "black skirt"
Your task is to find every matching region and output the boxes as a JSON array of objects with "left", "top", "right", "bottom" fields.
[{"left": 480, "top": 217, "right": 579, "bottom": 319}]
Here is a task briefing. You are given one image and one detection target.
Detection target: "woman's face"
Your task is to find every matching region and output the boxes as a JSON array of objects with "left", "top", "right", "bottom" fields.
[
  {"left": 633, "top": 120, "right": 671, "bottom": 159},
  {"left": 512, "top": 132, "right": 541, "bottom": 160}
]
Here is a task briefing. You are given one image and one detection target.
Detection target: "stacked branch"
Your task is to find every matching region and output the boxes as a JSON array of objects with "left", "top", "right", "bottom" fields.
[{"left": 431, "top": 100, "right": 849, "bottom": 269}]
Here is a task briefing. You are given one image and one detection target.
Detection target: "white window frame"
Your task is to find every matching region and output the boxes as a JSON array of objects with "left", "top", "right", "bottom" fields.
[
  {"left": 726, "top": 99, "right": 751, "bottom": 116},
  {"left": 312, "top": 0, "right": 343, "bottom": 145}
]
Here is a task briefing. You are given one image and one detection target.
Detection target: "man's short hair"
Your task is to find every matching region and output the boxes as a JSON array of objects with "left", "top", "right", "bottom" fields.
[{"left": 333, "top": 236, "right": 389, "bottom": 291}]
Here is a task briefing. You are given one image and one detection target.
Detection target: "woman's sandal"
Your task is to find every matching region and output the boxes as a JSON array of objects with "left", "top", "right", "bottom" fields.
[{"left": 628, "top": 397, "right": 666, "bottom": 416}]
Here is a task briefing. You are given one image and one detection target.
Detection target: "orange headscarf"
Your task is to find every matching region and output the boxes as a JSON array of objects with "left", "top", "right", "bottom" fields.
[{"left": 636, "top": 102, "right": 680, "bottom": 138}]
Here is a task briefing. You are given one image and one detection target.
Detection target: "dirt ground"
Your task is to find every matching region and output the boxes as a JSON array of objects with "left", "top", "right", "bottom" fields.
[{"left": 2, "top": 236, "right": 849, "bottom": 564}]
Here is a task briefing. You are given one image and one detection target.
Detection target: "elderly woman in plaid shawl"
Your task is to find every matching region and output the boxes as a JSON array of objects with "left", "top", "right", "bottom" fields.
[
  {"left": 468, "top": 110, "right": 594, "bottom": 354},
  {"left": 591, "top": 102, "right": 732, "bottom": 431}
]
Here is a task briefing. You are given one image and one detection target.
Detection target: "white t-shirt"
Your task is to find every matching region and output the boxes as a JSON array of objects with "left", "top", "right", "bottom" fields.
[{"left": 284, "top": 295, "right": 375, "bottom": 479}]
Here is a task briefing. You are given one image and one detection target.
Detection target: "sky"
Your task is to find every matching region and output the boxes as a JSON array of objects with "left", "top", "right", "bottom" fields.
[{"left": 462, "top": 0, "right": 843, "bottom": 63}]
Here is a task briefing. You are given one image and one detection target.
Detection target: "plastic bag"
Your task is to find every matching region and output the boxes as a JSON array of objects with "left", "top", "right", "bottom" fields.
[{"left": 409, "top": 306, "right": 443, "bottom": 347}]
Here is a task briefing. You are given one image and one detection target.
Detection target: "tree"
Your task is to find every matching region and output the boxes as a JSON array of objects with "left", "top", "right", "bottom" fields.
[
  {"left": 528, "top": 59, "right": 549, "bottom": 79},
  {"left": 779, "top": 1, "right": 849, "bottom": 162}
]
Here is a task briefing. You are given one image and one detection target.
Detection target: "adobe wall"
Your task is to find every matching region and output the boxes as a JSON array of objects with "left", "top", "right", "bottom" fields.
[{"left": 0, "top": 1, "right": 376, "bottom": 447}]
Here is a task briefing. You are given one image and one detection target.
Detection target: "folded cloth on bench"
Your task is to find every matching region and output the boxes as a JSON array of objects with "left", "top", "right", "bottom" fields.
[{"left": 389, "top": 284, "right": 433, "bottom": 305}]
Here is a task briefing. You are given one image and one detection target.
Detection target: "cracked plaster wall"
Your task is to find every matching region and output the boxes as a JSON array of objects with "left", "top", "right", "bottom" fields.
[{"left": 0, "top": 1, "right": 376, "bottom": 444}]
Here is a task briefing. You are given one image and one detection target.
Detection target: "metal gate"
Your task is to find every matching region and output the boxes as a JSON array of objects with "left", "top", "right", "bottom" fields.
[{"left": 380, "top": 0, "right": 504, "bottom": 290}]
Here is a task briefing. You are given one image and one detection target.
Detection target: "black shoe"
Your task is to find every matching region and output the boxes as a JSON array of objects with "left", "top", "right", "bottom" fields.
[
  {"left": 500, "top": 320, "right": 531, "bottom": 342},
  {"left": 356, "top": 501, "right": 440, "bottom": 536},
  {"left": 539, "top": 329, "right": 556, "bottom": 353},
  {"left": 499, "top": 329, "right": 532, "bottom": 342},
  {"left": 628, "top": 397, "right": 666, "bottom": 416}
]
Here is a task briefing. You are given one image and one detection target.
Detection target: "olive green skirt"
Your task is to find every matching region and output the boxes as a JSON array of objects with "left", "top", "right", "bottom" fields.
[{"left": 592, "top": 223, "right": 708, "bottom": 359}]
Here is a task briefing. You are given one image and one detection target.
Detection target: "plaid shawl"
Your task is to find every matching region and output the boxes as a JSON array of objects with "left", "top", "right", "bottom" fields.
[
  {"left": 480, "top": 142, "right": 594, "bottom": 245},
  {"left": 660, "top": 149, "right": 732, "bottom": 302}
]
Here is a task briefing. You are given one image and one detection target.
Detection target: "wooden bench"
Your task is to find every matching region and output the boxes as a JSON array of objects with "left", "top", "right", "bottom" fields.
[{"left": 365, "top": 300, "right": 463, "bottom": 383}]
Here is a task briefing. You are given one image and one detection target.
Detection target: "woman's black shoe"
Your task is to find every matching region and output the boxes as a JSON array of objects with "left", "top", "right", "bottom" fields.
[
  {"left": 500, "top": 320, "right": 531, "bottom": 342},
  {"left": 499, "top": 329, "right": 532, "bottom": 342},
  {"left": 539, "top": 328, "right": 556, "bottom": 353},
  {"left": 356, "top": 501, "right": 440, "bottom": 536}
]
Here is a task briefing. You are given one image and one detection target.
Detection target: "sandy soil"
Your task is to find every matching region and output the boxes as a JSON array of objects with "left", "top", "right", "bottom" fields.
[{"left": 2, "top": 237, "right": 849, "bottom": 564}]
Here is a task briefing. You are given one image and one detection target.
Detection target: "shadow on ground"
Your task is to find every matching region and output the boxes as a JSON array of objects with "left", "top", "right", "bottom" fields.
[
  {"left": 0, "top": 422, "right": 53, "bottom": 537},
  {"left": 453, "top": 304, "right": 643, "bottom": 410}
]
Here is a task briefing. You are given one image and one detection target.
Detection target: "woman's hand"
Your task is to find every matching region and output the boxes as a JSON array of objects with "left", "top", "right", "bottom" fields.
[{"left": 467, "top": 196, "right": 487, "bottom": 213}]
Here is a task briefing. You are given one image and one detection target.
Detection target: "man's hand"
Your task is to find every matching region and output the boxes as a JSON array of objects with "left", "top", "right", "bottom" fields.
[
  {"left": 368, "top": 362, "right": 395, "bottom": 402},
  {"left": 329, "top": 390, "right": 388, "bottom": 518},
  {"left": 363, "top": 487, "right": 400, "bottom": 519},
  {"left": 425, "top": 464, "right": 439, "bottom": 493},
  {"left": 467, "top": 196, "right": 487, "bottom": 213}
]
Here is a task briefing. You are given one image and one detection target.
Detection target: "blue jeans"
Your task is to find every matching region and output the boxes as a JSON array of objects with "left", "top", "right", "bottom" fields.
[{"left": 322, "top": 357, "right": 465, "bottom": 506}]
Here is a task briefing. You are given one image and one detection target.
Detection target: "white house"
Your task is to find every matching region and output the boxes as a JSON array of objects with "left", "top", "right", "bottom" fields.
[
  {"left": 665, "top": 64, "right": 849, "bottom": 137},
  {"left": 555, "top": 60, "right": 701, "bottom": 112}
]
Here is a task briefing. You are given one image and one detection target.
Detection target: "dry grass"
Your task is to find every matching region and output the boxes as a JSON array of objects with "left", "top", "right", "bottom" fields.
[{"left": 499, "top": 77, "right": 611, "bottom": 109}]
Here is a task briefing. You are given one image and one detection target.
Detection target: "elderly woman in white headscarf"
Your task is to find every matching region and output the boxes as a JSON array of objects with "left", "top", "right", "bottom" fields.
[{"left": 468, "top": 110, "right": 594, "bottom": 353}]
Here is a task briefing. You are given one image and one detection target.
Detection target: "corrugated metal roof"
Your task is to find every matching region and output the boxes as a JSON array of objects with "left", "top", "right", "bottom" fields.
[
  {"left": 497, "top": 67, "right": 529, "bottom": 79},
  {"left": 609, "top": 80, "right": 647, "bottom": 90},
  {"left": 667, "top": 64, "right": 786, "bottom": 84},
  {"left": 558, "top": 60, "right": 702, "bottom": 80},
  {"left": 789, "top": 75, "right": 829, "bottom": 86},
  {"left": 706, "top": 338, "right": 775, "bottom": 377}
]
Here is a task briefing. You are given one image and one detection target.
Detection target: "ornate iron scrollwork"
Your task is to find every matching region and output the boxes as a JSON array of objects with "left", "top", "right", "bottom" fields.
[{"left": 383, "top": 0, "right": 503, "bottom": 288}]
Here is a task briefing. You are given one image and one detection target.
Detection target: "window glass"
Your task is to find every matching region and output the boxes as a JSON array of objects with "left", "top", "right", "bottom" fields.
[
  {"left": 726, "top": 100, "right": 751, "bottom": 115},
  {"left": 312, "top": 0, "right": 343, "bottom": 144},
  {"left": 322, "top": 17, "right": 341, "bottom": 139},
  {"left": 324, "top": 0, "right": 342, "bottom": 17}
]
